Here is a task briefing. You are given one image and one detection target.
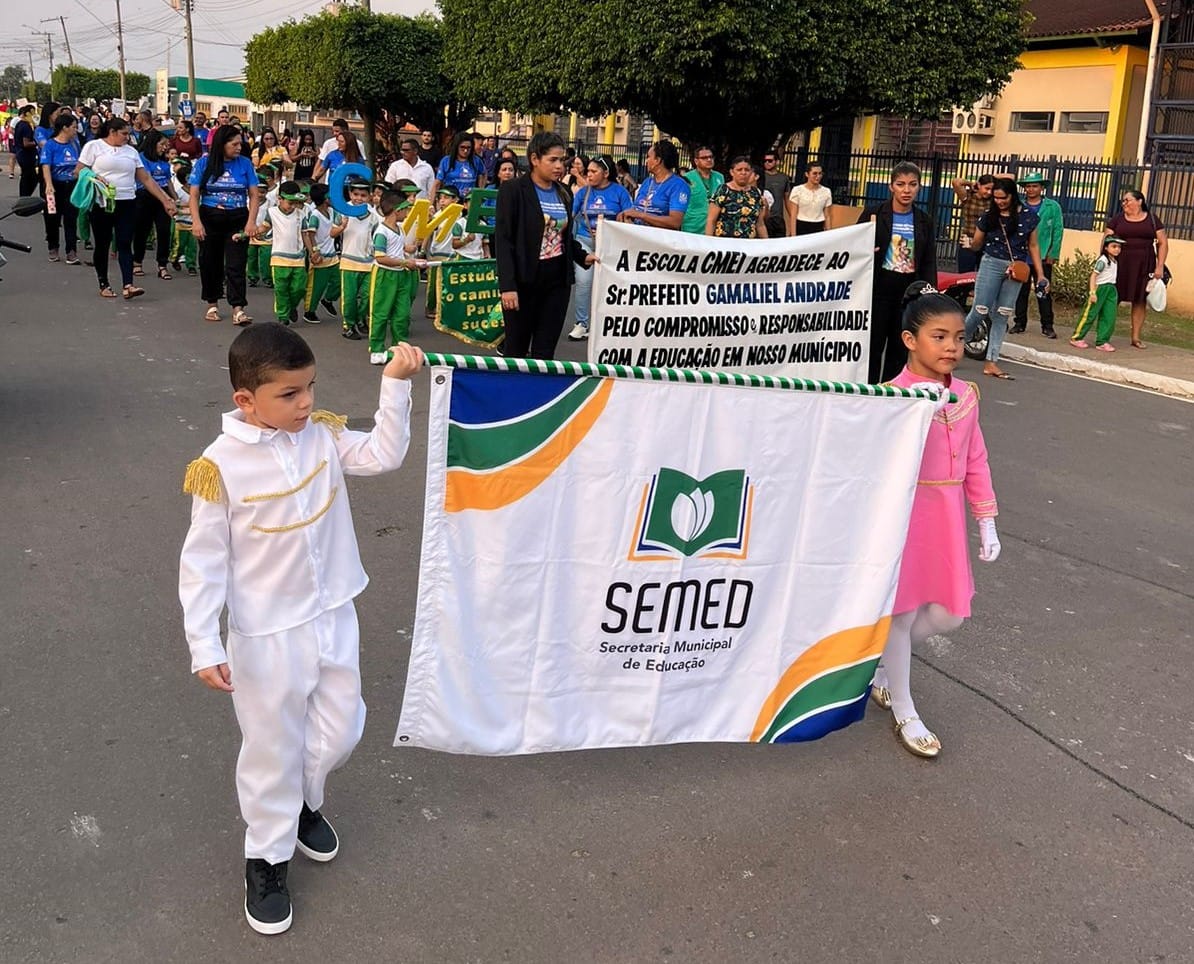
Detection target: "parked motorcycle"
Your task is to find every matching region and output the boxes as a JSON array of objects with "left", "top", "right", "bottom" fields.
[{"left": 0, "top": 197, "right": 48, "bottom": 279}]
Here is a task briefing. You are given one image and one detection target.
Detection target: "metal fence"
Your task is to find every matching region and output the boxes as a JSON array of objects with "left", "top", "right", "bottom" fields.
[{"left": 502, "top": 137, "right": 1194, "bottom": 265}]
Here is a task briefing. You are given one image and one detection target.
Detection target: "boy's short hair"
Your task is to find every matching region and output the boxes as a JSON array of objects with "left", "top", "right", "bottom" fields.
[
  {"left": 436, "top": 184, "right": 460, "bottom": 199},
  {"left": 256, "top": 164, "right": 276, "bottom": 180},
  {"left": 346, "top": 178, "right": 371, "bottom": 192},
  {"left": 278, "top": 180, "right": 305, "bottom": 201},
  {"left": 390, "top": 178, "right": 418, "bottom": 195},
  {"left": 228, "top": 323, "right": 316, "bottom": 392},
  {"left": 175, "top": 160, "right": 192, "bottom": 179},
  {"left": 891, "top": 161, "right": 921, "bottom": 182},
  {"left": 378, "top": 191, "right": 404, "bottom": 217},
  {"left": 309, "top": 182, "right": 330, "bottom": 205}
]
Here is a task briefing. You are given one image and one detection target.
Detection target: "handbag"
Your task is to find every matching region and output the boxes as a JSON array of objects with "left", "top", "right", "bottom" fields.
[
  {"left": 1002, "top": 223, "right": 1031, "bottom": 282},
  {"left": 1150, "top": 214, "right": 1173, "bottom": 285}
]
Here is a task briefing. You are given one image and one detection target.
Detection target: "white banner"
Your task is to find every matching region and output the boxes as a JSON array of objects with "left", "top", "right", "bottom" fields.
[
  {"left": 587, "top": 220, "right": 876, "bottom": 381},
  {"left": 395, "top": 362, "right": 934, "bottom": 756}
]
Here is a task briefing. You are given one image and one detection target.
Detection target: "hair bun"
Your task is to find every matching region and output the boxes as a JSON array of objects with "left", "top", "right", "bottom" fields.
[{"left": 900, "top": 280, "right": 936, "bottom": 310}]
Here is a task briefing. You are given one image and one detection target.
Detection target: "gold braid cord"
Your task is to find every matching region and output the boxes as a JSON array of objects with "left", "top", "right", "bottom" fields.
[
  {"left": 182, "top": 457, "right": 225, "bottom": 504},
  {"left": 310, "top": 410, "right": 348, "bottom": 438}
]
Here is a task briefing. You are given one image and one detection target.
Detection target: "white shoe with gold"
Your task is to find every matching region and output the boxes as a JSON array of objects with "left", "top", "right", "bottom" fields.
[{"left": 893, "top": 716, "right": 941, "bottom": 758}]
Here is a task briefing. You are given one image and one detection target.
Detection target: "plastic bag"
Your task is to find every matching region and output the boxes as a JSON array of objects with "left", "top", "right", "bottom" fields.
[{"left": 1147, "top": 277, "right": 1167, "bottom": 312}]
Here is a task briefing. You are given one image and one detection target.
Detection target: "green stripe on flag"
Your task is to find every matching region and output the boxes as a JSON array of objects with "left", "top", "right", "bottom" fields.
[{"left": 759, "top": 658, "right": 881, "bottom": 743}]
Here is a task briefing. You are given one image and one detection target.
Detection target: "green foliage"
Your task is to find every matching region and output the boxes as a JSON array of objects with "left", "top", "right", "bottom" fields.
[
  {"left": 245, "top": 10, "right": 449, "bottom": 126},
  {"left": 439, "top": 0, "right": 1028, "bottom": 152},
  {"left": 1050, "top": 250, "right": 1099, "bottom": 305},
  {"left": 2, "top": 65, "right": 27, "bottom": 101},
  {"left": 52, "top": 66, "right": 150, "bottom": 103},
  {"left": 21, "top": 81, "right": 52, "bottom": 104}
]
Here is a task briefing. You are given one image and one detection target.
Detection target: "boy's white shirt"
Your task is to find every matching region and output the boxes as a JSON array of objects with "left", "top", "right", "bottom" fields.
[
  {"left": 373, "top": 221, "right": 410, "bottom": 270},
  {"left": 264, "top": 205, "right": 306, "bottom": 262},
  {"left": 179, "top": 378, "right": 412, "bottom": 673},
  {"left": 305, "top": 205, "right": 342, "bottom": 257},
  {"left": 173, "top": 179, "right": 192, "bottom": 224},
  {"left": 341, "top": 209, "right": 380, "bottom": 267}
]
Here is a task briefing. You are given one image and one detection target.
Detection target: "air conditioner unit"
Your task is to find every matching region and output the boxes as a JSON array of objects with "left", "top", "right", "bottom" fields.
[
  {"left": 972, "top": 109, "right": 996, "bottom": 135},
  {"left": 975, "top": 94, "right": 998, "bottom": 112},
  {"left": 952, "top": 108, "right": 975, "bottom": 133}
]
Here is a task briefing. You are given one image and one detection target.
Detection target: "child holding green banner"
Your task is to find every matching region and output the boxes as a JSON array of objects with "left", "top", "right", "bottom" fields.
[
  {"left": 368, "top": 191, "right": 422, "bottom": 364},
  {"left": 339, "top": 178, "right": 377, "bottom": 341}
]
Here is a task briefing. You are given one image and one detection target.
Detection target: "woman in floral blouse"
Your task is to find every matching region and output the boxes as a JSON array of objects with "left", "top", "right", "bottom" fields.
[{"left": 705, "top": 156, "right": 767, "bottom": 239}]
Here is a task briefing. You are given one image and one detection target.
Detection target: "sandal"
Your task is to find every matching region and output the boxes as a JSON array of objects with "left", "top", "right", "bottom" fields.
[
  {"left": 1131, "top": 340, "right": 1146, "bottom": 349},
  {"left": 123, "top": 285, "right": 145, "bottom": 300},
  {"left": 204, "top": 306, "right": 222, "bottom": 323},
  {"left": 132, "top": 264, "right": 145, "bottom": 277},
  {"left": 893, "top": 716, "right": 941, "bottom": 758},
  {"left": 983, "top": 369, "right": 1015, "bottom": 380},
  {"left": 157, "top": 266, "right": 173, "bottom": 280},
  {"left": 232, "top": 308, "right": 253, "bottom": 327},
  {"left": 99, "top": 286, "right": 116, "bottom": 298}
]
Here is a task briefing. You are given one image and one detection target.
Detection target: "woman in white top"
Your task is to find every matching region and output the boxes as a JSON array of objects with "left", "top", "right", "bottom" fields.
[
  {"left": 785, "top": 163, "right": 834, "bottom": 236},
  {"left": 75, "top": 117, "right": 177, "bottom": 299}
]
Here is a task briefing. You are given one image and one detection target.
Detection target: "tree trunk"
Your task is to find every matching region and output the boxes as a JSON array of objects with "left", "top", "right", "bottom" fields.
[{"left": 361, "top": 104, "right": 378, "bottom": 173}]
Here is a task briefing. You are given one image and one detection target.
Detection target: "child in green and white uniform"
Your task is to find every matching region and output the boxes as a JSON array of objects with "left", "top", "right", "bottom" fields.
[
  {"left": 1071, "top": 235, "right": 1122, "bottom": 352},
  {"left": 423, "top": 185, "right": 482, "bottom": 316},
  {"left": 248, "top": 166, "right": 278, "bottom": 288},
  {"left": 264, "top": 181, "right": 309, "bottom": 324},
  {"left": 171, "top": 160, "right": 198, "bottom": 275},
  {"left": 338, "top": 178, "right": 378, "bottom": 341},
  {"left": 302, "top": 182, "right": 344, "bottom": 323},
  {"left": 368, "top": 192, "right": 420, "bottom": 364}
]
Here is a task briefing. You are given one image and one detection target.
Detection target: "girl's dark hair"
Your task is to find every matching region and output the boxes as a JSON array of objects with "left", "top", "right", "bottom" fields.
[
  {"left": 591, "top": 154, "right": 615, "bottom": 181},
  {"left": 987, "top": 176, "right": 1021, "bottom": 235},
  {"left": 299, "top": 128, "right": 315, "bottom": 147},
  {"left": 38, "top": 101, "right": 61, "bottom": 130},
  {"left": 99, "top": 117, "right": 128, "bottom": 138},
  {"left": 139, "top": 129, "right": 167, "bottom": 161},
  {"left": 496, "top": 158, "right": 517, "bottom": 178},
  {"left": 203, "top": 125, "right": 243, "bottom": 187},
  {"left": 177, "top": 119, "right": 194, "bottom": 137},
  {"left": 337, "top": 130, "right": 361, "bottom": 164},
  {"left": 228, "top": 322, "right": 315, "bottom": 392},
  {"left": 616, "top": 159, "right": 632, "bottom": 174},
  {"left": 254, "top": 126, "right": 277, "bottom": 162},
  {"left": 901, "top": 281, "right": 964, "bottom": 333},
  {"left": 52, "top": 113, "right": 77, "bottom": 135},
  {"left": 447, "top": 131, "right": 475, "bottom": 162},
  {"left": 527, "top": 131, "right": 565, "bottom": 160},
  {"left": 651, "top": 140, "right": 679, "bottom": 171},
  {"left": 1123, "top": 188, "right": 1149, "bottom": 213},
  {"left": 575, "top": 153, "right": 590, "bottom": 171}
]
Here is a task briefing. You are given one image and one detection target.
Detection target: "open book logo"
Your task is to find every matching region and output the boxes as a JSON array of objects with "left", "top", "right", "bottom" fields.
[{"left": 629, "top": 468, "right": 753, "bottom": 560}]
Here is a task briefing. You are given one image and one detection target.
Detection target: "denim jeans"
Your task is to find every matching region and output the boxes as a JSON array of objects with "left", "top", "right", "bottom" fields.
[
  {"left": 573, "top": 235, "right": 595, "bottom": 328},
  {"left": 964, "top": 255, "right": 1021, "bottom": 362}
]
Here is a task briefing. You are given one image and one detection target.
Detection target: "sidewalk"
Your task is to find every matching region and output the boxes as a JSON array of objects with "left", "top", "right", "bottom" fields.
[{"left": 999, "top": 328, "right": 1194, "bottom": 400}]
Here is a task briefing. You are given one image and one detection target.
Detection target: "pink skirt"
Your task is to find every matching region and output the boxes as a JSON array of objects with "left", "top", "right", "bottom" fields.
[{"left": 893, "top": 482, "right": 975, "bottom": 618}]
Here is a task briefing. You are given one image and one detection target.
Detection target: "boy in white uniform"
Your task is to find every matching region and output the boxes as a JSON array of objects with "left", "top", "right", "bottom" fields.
[
  {"left": 179, "top": 323, "right": 423, "bottom": 935},
  {"left": 338, "top": 177, "right": 378, "bottom": 341}
]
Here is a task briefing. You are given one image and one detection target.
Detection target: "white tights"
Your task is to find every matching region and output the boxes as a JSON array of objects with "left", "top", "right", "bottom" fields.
[{"left": 875, "top": 604, "right": 963, "bottom": 735}]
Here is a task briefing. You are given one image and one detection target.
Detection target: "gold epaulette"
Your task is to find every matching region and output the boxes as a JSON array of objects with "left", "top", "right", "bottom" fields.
[
  {"left": 183, "top": 456, "right": 225, "bottom": 503},
  {"left": 310, "top": 410, "right": 348, "bottom": 438}
]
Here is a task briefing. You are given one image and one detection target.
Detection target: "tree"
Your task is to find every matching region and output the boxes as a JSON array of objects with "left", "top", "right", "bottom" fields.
[
  {"left": 439, "top": 0, "right": 1028, "bottom": 158},
  {"left": 21, "top": 81, "right": 52, "bottom": 104},
  {"left": 245, "top": 9, "right": 453, "bottom": 167},
  {"left": 52, "top": 66, "right": 151, "bottom": 104},
  {"left": 2, "top": 65, "right": 27, "bottom": 102}
]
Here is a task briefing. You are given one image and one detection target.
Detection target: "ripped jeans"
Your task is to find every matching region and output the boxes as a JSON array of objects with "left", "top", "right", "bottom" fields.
[{"left": 964, "top": 255, "right": 1021, "bottom": 363}]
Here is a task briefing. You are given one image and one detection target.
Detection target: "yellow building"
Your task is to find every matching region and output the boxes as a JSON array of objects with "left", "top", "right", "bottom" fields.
[{"left": 835, "top": 0, "right": 1158, "bottom": 161}]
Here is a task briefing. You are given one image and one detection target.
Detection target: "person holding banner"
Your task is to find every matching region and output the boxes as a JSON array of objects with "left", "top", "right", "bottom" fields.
[
  {"left": 706, "top": 156, "right": 768, "bottom": 239},
  {"left": 870, "top": 282, "right": 1001, "bottom": 758},
  {"left": 568, "top": 154, "right": 633, "bottom": 341},
  {"left": 495, "top": 132, "right": 597, "bottom": 358},
  {"left": 857, "top": 162, "right": 938, "bottom": 382},
  {"left": 616, "top": 141, "right": 688, "bottom": 231}
]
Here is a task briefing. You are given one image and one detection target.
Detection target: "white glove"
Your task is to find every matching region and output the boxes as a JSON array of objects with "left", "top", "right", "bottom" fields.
[
  {"left": 978, "top": 518, "right": 1001, "bottom": 563},
  {"left": 910, "top": 381, "right": 950, "bottom": 412}
]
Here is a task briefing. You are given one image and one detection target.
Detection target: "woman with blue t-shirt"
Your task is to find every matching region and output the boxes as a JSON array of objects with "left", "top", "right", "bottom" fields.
[
  {"left": 567, "top": 154, "right": 632, "bottom": 341},
  {"left": 617, "top": 141, "right": 688, "bottom": 231},
  {"left": 432, "top": 132, "right": 486, "bottom": 200},
  {"left": 962, "top": 177, "right": 1048, "bottom": 380},
  {"left": 494, "top": 132, "right": 596, "bottom": 359},
  {"left": 133, "top": 130, "right": 176, "bottom": 281},
  {"left": 40, "top": 113, "right": 82, "bottom": 264},
  {"left": 311, "top": 129, "right": 361, "bottom": 184},
  {"left": 188, "top": 124, "right": 260, "bottom": 325}
]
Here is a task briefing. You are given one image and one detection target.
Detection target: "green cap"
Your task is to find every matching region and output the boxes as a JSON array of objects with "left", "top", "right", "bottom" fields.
[
  {"left": 1105, "top": 234, "right": 1125, "bottom": 245},
  {"left": 1019, "top": 172, "right": 1048, "bottom": 185}
]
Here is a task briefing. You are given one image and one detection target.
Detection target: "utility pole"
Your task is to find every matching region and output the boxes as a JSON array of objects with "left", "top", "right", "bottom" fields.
[
  {"left": 27, "top": 50, "right": 36, "bottom": 83},
  {"left": 185, "top": 0, "right": 196, "bottom": 117},
  {"left": 115, "top": 0, "right": 127, "bottom": 101},
  {"left": 42, "top": 16, "right": 74, "bottom": 66}
]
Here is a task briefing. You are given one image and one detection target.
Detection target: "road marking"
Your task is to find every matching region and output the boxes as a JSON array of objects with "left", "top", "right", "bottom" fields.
[{"left": 1002, "top": 358, "right": 1194, "bottom": 404}]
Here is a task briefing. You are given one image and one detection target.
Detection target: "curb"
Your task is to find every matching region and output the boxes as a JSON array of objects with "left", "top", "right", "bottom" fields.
[{"left": 1000, "top": 343, "right": 1194, "bottom": 400}]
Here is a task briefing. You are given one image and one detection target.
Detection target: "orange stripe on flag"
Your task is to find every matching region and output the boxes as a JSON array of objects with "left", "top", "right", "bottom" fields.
[{"left": 749, "top": 617, "right": 891, "bottom": 742}]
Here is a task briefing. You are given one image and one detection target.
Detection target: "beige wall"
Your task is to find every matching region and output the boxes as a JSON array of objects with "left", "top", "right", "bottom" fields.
[{"left": 975, "top": 65, "right": 1114, "bottom": 157}]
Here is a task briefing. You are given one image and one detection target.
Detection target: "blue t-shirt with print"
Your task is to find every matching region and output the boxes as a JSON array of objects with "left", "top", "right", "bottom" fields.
[
  {"left": 139, "top": 157, "right": 173, "bottom": 193},
  {"left": 632, "top": 174, "right": 689, "bottom": 218},
  {"left": 39, "top": 139, "right": 80, "bottom": 183},
  {"left": 437, "top": 155, "right": 483, "bottom": 197},
  {"left": 535, "top": 184, "right": 568, "bottom": 260},
  {"left": 189, "top": 154, "right": 257, "bottom": 209},
  {"left": 882, "top": 210, "right": 916, "bottom": 272},
  {"left": 322, "top": 150, "right": 347, "bottom": 179},
  {"left": 977, "top": 207, "right": 1040, "bottom": 262},
  {"left": 34, "top": 125, "right": 53, "bottom": 149},
  {"left": 572, "top": 182, "right": 634, "bottom": 240}
]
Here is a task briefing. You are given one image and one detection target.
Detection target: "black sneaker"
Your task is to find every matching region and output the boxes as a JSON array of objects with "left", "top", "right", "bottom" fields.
[
  {"left": 1009, "top": 325, "right": 1026, "bottom": 334},
  {"left": 248, "top": 278, "right": 259, "bottom": 288},
  {"left": 341, "top": 327, "right": 362, "bottom": 340},
  {"left": 320, "top": 299, "right": 338, "bottom": 317},
  {"left": 265, "top": 279, "right": 274, "bottom": 288},
  {"left": 1042, "top": 329, "right": 1057, "bottom": 339},
  {"left": 289, "top": 308, "right": 298, "bottom": 324},
  {"left": 244, "top": 858, "right": 292, "bottom": 935},
  {"left": 187, "top": 267, "right": 197, "bottom": 276},
  {"left": 303, "top": 311, "right": 320, "bottom": 324},
  {"left": 354, "top": 320, "right": 368, "bottom": 337},
  {"left": 296, "top": 803, "right": 339, "bottom": 861},
  {"left": 169, "top": 259, "right": 181, "bottom": 271}
]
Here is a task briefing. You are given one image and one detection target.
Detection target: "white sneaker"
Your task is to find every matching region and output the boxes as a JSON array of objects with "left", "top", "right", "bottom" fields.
[
  {"left": 369, "top": 352, "right": 387, "bottom": 365},
  {"left": 568, "top": 323, "right": 589, "bottom": 341}
]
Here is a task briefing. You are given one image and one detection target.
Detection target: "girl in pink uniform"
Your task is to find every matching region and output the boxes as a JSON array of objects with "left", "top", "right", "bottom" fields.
[{"left": 872, "top": 282, "right": 1002, "bottom": 757}]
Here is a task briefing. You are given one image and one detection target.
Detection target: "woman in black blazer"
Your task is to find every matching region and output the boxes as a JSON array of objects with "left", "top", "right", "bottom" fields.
[{"left": 495, "top": 132, "right": 595, "bottom": 359}]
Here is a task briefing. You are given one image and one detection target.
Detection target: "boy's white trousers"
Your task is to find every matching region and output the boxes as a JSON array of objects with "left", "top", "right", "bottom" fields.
[{"left": 226, "top": 601, "right": 366, "bottom": 864}]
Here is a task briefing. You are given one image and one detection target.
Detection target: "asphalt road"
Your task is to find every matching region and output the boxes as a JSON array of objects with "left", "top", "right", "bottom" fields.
[{"left": 1, "top": 180, "right": 1192, "bottom": 964}]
